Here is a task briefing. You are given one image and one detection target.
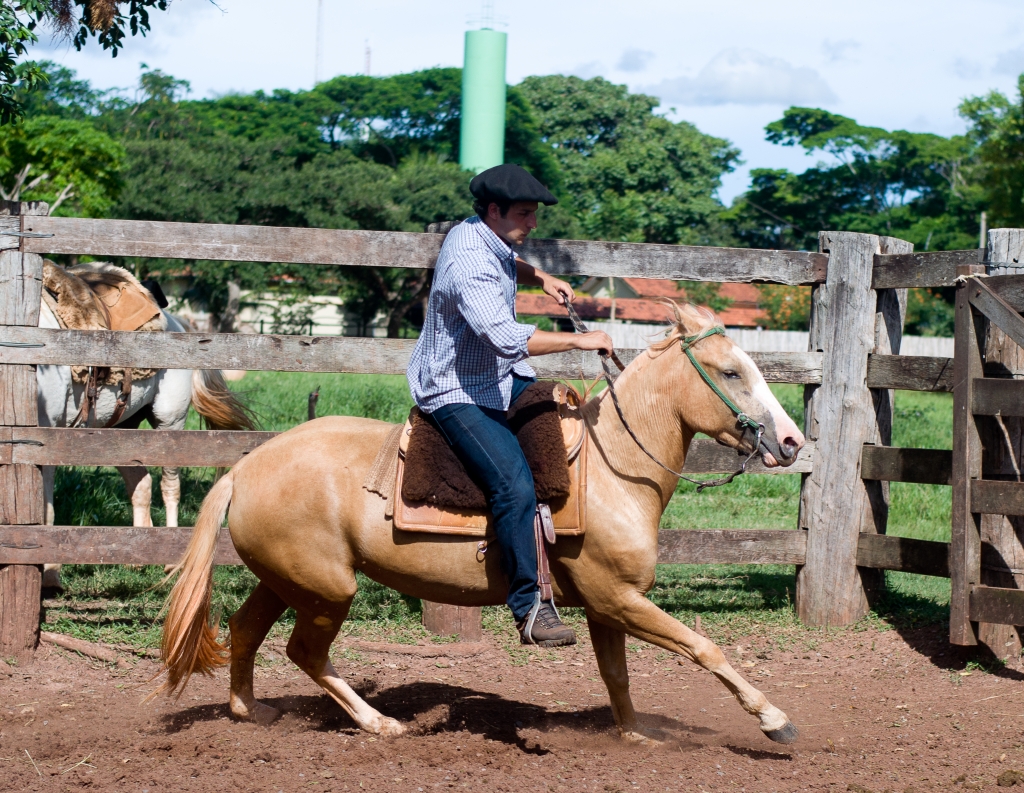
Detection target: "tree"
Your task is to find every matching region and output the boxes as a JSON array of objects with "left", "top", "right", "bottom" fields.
[
  {"left": 0, "top": 114, "right": 124, "bottom": 214},
  {"left": 117, "top": 127, "right": 472, "bottom": 334},
  {"left": 518, "top": 75, "right": 739, "bottom": 246},
  {"left": 1, "top": 1, "right": 171, "bottom": 124},
  {"left": 14, "top": 60, "right": 106, "bottom": 119},
  {"left": 727, "top": 107, "right": 982, "bottom": 252},
  {"left": 961, "top": 74, "right": 1024, "bottom": 227},
  {"left": 725, "top": 107, "right": 985, "bottom": 333}
]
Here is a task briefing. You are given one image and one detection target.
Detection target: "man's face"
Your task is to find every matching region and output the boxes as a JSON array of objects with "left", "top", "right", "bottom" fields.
[{"left": 486, "top": 201, "right": 538, "bottom": 245}]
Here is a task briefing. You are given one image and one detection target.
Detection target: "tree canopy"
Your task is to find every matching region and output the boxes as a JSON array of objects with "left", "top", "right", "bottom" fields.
[
  {"left": 1, "top": 0, "right": 170, "bottom": 124},
  {"left": 519, "top": 75, "right": 738, "bottom": 244},
  {"left": 6, "top": 58, "right": 1022, "bottom": 339},
  {"left": 728, "top": 107, "right": 981, "bottom": 254},
  {"left": 960, "top": 75, "right": 1024, "bottom": 228}
]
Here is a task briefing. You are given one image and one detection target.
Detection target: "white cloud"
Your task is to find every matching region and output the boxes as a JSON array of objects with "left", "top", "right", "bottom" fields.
[
  {"left": 616, "top": 48, "right": 654, "bottom": 72},
  {"left": 645, "top": 48, "right": 837, "bottom": 107},
  {"left": 568, "top": 61, "right": 604, "bottom": 80},
  {"left": 953, "top": 58, "right": 983, "bottom": 79},
  {"left": 821, "top": 39, "right": 860, "bottom": 63},
  {"left": 995, "top": 46, "right": 1024, "bottom": 75}
]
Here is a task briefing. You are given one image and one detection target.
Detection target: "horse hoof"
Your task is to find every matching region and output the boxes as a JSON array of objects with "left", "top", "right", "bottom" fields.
[
  {"left": 620, "top": 727, "right": 666, "bottom": 744},
  {"left": 374, "top": 717, "right": 406, "bottom": 738},
  {"left": 231, "top": 701, "right": 280, "bottom": 726},
  {"left": 763, "top": 721, "right": 799, "bottom": 744},
  {"left": 41, "top": 568, "right": 63, "bottom": 593}
]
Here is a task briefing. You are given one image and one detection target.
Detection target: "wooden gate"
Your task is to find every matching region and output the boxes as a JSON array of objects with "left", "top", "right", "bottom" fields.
[{"left": 951, "top": 230, "right": 1024, "bottom": 647}]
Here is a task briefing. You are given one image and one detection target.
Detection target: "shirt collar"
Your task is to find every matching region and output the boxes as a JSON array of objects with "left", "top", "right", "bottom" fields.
[{"left": 468, "top": 215, "right": 515, "bottom": 262}]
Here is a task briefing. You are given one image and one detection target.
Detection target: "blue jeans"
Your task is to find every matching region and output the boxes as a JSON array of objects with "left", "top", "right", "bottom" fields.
[{"left": 427, "top": 375, "right": 538, "bottom": 620}]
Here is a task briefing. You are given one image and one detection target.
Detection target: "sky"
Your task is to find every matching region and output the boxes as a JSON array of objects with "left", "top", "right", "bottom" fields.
[{"left": 29, "top": 0, "right": 1024, "bottom": 204}]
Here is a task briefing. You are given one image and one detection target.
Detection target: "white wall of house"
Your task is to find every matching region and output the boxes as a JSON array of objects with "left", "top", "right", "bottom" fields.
[
  {"left": 169, "top": 293, "right": 390, "bottom": 337},
  {"left": 586, "top": 320, "right": 954, "bottom": 358}
]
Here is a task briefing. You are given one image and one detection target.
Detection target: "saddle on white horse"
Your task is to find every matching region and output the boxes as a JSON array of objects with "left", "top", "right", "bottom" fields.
[
  {"left": 364, "top": 381, "right": 587, "bottom": 538},
  {"left": 41, "top": 260, "right": 167, "bottom": 427}
]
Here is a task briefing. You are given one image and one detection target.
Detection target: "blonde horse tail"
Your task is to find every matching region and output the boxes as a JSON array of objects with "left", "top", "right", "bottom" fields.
[
  {"left": 191, "top": 369, "right": 259, "bottom": 431},
  {"left": 151, "top": 471, "right": 235, "bottom": 700}
]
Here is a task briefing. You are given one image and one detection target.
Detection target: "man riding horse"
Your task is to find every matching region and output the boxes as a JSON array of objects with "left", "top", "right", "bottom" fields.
[{"left": 406, "top": 164, "right": 614, "bottom": 647}]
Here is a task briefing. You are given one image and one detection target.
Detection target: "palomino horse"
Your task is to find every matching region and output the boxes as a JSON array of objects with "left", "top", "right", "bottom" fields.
[
  {"left": 157, "top": 304, "right": 805, "bottom": 744},
  {"left": 36, "top": 299, "right": 256, "bottom": 586}
]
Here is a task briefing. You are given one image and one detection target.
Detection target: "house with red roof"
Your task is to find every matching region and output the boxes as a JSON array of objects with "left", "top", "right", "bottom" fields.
[{"left": 515, "top": 277, "right": 766, "bottom": 328}]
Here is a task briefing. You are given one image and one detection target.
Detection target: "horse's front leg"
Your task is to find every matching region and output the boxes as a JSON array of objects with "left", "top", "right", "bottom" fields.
[
  {"left": 41, "top": 465, "right": 63, "bottom": 591},
  {"left": 587, "top": 590, "right": 798, "bottom": 745},
  {"left": 587, "top": 617, "right": 646, "bottom": 741}
]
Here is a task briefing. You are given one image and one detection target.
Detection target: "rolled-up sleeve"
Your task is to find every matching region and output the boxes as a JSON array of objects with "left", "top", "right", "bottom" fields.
[{"left": 456, "top": 265, "right": 535, "bottom": 360}]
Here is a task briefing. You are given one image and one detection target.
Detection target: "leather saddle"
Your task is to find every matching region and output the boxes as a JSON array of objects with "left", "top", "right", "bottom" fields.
[
  {"left": 41, "top": 261, "right": 167, "bottom": 427},
  {"left": 393, "top": 382, "right": 587, "bottom": 537},
  {"left": 42, "top": 260, "right": 165, "bottom": 334}
]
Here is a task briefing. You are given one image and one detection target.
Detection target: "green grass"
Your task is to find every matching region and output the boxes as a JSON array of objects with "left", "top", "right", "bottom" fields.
[{"left": 48, "top": 374, "right": 956, "bottom": 649}]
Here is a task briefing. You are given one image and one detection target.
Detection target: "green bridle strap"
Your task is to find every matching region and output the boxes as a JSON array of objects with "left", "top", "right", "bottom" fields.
[
  {"left": 562, "top": 300, "right": 765, "bottom": 491},
  {"left": 679, "top": 327, "right": 762, "bottom": 434}
]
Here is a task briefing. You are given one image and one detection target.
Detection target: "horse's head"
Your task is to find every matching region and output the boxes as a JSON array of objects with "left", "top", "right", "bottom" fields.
[{"left": 652, "top": 303, "right": 805, "bottom": 468}]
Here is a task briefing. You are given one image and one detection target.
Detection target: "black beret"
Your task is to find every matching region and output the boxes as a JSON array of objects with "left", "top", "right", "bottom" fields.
[{"left": 470, "top": 163, "right": 558, "bottom": 206}]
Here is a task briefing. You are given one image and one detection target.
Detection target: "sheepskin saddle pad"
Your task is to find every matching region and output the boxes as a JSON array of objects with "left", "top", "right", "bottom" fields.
[
  {"left": 42, "top": 260, "right": 166, "bottom": 386},
  {"left": 388, "top": 381, "right": 588, "bottom": 537},
  {"left": 401, "top": 381, "right": 583, "bottom": 511}
]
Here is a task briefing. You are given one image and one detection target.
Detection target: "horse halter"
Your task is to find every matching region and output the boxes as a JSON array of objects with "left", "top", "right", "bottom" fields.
[{"left": 564, "top": 301, "right": 765, "bottom": 491}]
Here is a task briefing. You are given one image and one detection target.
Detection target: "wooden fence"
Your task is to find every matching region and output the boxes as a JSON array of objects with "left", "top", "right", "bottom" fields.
[
  {"left": 0, "top": 199, "right": 998, "bottom": 658},
  {"left": 950, "top": 229, "right": 1024, "bottom": 653}
]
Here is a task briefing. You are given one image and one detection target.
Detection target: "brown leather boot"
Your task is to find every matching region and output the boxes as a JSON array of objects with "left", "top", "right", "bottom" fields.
[{"left": 517, "top": 600, "right": 576, "bottom": 647}]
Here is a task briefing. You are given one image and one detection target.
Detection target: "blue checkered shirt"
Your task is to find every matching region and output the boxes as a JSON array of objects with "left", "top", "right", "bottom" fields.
[{"left": 407, "top": 216, "right": 537, "bottom": 413}]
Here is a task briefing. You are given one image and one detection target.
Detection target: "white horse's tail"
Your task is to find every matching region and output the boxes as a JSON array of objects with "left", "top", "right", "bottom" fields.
[
  {"left": 191, "top": 369, "right": 258, "bottom": 431},
  {"left": 151, "top": 470, "right": 235, "bottom": 700}
]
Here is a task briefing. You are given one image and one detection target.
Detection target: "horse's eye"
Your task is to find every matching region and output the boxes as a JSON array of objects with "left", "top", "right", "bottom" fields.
[{"left": 723, "top": 371, "right": 741, "bottom": 380}]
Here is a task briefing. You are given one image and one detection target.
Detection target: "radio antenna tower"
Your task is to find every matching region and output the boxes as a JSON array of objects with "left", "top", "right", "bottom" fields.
[
  {"left": 468, "top": 0, "right": 506, "bottom": 29},
  {"left": 314, "top": 0, "right": 325, "bottom": 85}
]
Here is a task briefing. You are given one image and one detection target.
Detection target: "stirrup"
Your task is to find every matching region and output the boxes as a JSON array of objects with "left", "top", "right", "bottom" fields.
[{"left": 520, "top": 591, "right": 561, "bottom": 645}]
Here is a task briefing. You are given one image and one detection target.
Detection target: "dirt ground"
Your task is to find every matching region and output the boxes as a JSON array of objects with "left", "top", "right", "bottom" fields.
[{"left": 2, "top": 624, "right": 1024, "bottom": 793}]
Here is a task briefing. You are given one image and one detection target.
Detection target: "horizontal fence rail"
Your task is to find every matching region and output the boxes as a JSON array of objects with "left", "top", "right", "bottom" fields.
[
  {"left": 865, "top": 354, "right": 954, "bottom": 392},
  {"left": 0, "top": 327, "right": 824, "bottom": 383},
  {"left": 2, "top": 327, "right": 956, "bottom": 392},
  {"left": 17, "top": 217, "right": 830, "bottom": 285},
  {"left": 969, "top": 586, "right": 1024, "bottom": 626},
  {"left": 860, "top": 446, "right": 953, "bottom": 486},
  {"left": 2, "top": 427, "right": 953, "bottom": 488},
  {"left": 855, "top": 534, "right": 950, "bottom": 578},
  {"left": 0, "top": 428, "right": 815, "bottom": 474},
  {"left": 0, "top": 525, "right": 951, "bottom": 577},
  {"left": 872, "top": 249, "right": 984, "bottom": 289}
]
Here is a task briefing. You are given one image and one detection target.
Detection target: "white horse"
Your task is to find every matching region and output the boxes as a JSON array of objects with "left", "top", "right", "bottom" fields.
[{"left": 36, "top": 299, "right": 256, "bottom": 587}]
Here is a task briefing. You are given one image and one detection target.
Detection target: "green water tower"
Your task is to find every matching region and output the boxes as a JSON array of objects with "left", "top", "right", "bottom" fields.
[{"left": 459, "top": 27, "right": 507, "bottom": 173}]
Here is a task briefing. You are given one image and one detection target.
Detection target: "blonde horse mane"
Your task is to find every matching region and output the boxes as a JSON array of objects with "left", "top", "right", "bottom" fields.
[{"left": 648, "top": 300, "right": 723, "bottom": 356}]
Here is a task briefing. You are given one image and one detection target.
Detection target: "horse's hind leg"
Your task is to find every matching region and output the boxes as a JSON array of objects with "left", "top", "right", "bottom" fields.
[
  {"left": 160, "top": 467, "right": 181, "bottom": 527},
  {"left": 117, "top": 466, "right": 153, "bottom": 527},
  {"left": 229, "top": 582, "right": 287, "bottom": 725},
  {"left": 287, "top": 604, "right": 406, "bottom": 737}
]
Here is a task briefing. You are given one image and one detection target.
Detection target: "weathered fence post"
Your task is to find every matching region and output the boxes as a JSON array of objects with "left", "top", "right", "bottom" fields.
[
  {"left": 950, "top": 262, "right": 986, "bottom": 646},
  {"left": 861, "top": 236, "right": 914, "bottom": 600},
  {"left": 0, "top": 201, "right": 47, "bottom": 661},
  {"left": 797, "top": 231, "right": 912, "bottom": 626},
  {"left": 975, "top": 229, "right": 1024, "bottom": 656},
  {"left": 419, "top": 219, "right": 483, "bottom": 641}
]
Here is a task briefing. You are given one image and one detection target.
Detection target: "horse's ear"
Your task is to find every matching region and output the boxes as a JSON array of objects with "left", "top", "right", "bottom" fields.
[{"left": 675, "top": 302, "right": 712, "bottom": 336}]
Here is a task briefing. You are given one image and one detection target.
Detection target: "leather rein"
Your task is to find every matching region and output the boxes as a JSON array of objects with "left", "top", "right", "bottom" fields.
[{"left": 563, "top": 301, "right": 765, "bottom": 492}]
